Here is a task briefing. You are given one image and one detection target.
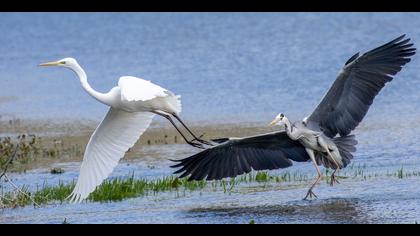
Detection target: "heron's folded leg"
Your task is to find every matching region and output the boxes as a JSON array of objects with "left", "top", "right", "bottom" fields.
[
  {"left": 326, "top": 149, "right": 340, "bottom": 170},
  {"left": 304, "top": 148, "right": 323, "bottom": 200},
  {"left": 329, "top": 169, "right": 340, "bottom": 186},
  {"left": 325, "top": 149, "right": 341, "bottom": 186}
]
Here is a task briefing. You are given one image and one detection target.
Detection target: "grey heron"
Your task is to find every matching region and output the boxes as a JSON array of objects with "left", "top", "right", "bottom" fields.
[{"left": 171, "top": 35, "right": 416, "bottom": 199}]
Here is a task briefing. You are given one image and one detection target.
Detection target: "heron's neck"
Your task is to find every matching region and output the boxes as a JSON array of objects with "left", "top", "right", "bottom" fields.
[
  {"left": 71, "top": 64, "right": 112, "bottom": 106},
  {"left": 284, "top": 118, "right": 299, "bottom": 140}
]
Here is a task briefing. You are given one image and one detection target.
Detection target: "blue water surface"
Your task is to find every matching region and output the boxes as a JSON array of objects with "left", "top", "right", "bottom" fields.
[{"left": 0, "top": 13, "right": 418, "bottom": 125}]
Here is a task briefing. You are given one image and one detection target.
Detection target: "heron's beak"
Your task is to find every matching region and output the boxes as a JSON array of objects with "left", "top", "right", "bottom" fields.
[
  {"left": 268, "top": 118, "right": 281, "bottom": 126},
  {"left": 39, "top": 61, "right": 61, "bottom": 67}
]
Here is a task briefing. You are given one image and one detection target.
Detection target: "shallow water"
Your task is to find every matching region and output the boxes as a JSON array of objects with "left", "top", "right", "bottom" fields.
[
  {"left": 0, "top": 13, "right": 419, "bottom": 224},
  {"left": 1, "top": 123, "right": 420, "bottom": 224}
]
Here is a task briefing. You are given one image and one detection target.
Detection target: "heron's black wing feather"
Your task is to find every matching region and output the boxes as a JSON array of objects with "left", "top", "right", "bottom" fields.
[
  {"left": 307, "top": 35, "right": 416, "bottom": 138},
  {"left": 171, "top": 131, "right": 309, "bottom": 181}
]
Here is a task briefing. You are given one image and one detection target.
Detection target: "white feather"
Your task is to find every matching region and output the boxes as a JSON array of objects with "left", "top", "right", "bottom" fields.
[
  {"left": 119, "top": 76, "right": 168, "bottom": 102},
  {"left": 118, "top": 76, "right": 182, "bottom": 114},
  {"left": 68, "top": 108, "right": 155, "bottom": 203},
  {"left": 40, "top": 58, "right": 185, "bottom": 202}
]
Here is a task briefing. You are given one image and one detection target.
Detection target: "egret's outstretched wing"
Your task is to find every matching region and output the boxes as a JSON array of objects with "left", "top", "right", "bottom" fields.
[
  {"left": 68, "top": 108, "right": 154, "bottom": 202},
  {"left": 307, "top": 35, "right": 416, "bottom": 138},
  {"left": 171, "top": 131, "right": 309, "bottom": 181}
]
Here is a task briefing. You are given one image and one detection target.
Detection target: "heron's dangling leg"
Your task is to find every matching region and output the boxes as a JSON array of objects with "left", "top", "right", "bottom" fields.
[
  {"left": 171, "top": 113, "right": 214, "bottom": 146},
  {"left": 326, "top": 149, "right": 340, "bottom": 170},
  {"left": 304, "top": 148, "right": 323, "bottom": 200},
  {"left": 329, "top": 168, "right": 340, "bottom": 186},
  {"left": 325, "top": 148, "right": 341, "bottom": 186},
  {"left": 153, "top": 111, "right": 205, "bottom": 149}
]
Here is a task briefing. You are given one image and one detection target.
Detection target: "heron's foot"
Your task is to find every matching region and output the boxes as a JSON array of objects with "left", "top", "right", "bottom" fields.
[
  {"left": 303, "top": 189, "right": 318, "bottom": 200},
  {"left": 329, "top": 173, "right": 340, "bottom": 186}
]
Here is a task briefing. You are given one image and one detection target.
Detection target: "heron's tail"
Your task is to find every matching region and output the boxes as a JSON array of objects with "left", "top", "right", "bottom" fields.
[{"left": 333, "top": 135, "right": 358, "bottom": 168}]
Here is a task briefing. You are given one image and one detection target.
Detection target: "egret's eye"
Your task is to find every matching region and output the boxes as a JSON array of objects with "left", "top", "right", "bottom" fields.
[{"left": 60, "top": 61, "right": 66, "bottom": 65}]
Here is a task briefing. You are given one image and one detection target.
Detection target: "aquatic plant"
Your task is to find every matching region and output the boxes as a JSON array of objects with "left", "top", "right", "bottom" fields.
[
  {"left": 1, "top": 166, "right": 420, "bottom": 209},
  {"left": 397, "top": 167, "right": 404, "bottom": 179},
  {"left": 0, "top": 135, "right": 40, "bottom": 169},
  {"left": 50, "top": 168, "right": 65, "bottom": 174},
  {"left": 0, "top": 134, "right": 84, "bottom": 172}
]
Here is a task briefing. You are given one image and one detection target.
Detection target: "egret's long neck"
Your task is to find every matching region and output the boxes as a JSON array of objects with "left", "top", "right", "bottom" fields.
[
  {"left": 70, "top": 64, "right": 112, "bottom": 106},
  {"left": 283, "top": 118, "right": 299, "bottom": 140}
]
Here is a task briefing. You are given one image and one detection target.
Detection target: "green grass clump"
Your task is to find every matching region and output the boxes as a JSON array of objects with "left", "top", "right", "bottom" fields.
[
  {"left": 89, "top": 175, "right": 208, "bottom": 202},
  {"left": 397, "top": 167, "right": 404, "bottom": 179},
  {"left": 0, "top": 174, "right": 210, "bottom": 208},
  {"left": 0, "top": 170, "right": 297, "bottom": 208},
  {"left": 0, "top": 182, "right": 75, "bottom": 208},
  {"left": 2, "top": 165, "right": 420, "bottom": 209},
  {"left": 255, "top": 171, "right": 270, "bottom": 182}
]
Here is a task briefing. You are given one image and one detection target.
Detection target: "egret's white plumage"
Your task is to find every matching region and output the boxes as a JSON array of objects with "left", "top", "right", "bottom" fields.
[
  {"left": 69, "top": 109, "right": 155, "bottom": 202},
  {"left": 119, "top": 76, "right": 168, "bottom": 102},
  {"left": 40, "top": 58, "right": 191, "bottom": 203}
]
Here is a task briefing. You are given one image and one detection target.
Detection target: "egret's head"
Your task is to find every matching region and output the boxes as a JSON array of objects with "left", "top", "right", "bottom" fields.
[
  {"left": 39, "top": 57, "right": 79, "bottom": 69},
  {"left": 269, "top": 113, "right": 286, "bottom": 126}
]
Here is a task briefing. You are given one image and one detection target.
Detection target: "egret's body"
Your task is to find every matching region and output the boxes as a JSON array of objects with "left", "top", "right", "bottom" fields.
[
  {"left": 40, "top": 58, "right": 210, "bottom": 202},
  {"left": 171, "top": 35, "right": 416, "bottom": 199}
]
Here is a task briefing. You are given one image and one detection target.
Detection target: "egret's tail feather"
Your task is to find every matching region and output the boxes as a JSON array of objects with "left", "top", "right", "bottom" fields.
[{"left": 165, "top": 92, "right": 182, "bottom": 114}]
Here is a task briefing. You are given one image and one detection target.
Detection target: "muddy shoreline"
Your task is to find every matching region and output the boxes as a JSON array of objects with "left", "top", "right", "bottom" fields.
[
  {"left": 0, "top": 118, "right": 279, "bottom": 144},
  {"left": 0, "top": 118, "right": 278, "bottom": 171}
]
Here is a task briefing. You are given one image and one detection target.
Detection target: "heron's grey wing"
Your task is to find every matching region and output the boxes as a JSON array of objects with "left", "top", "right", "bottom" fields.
[
  {"left": 171, "top": 131, "right": 309, "bottom": 181},
  {"left": 306, "top": 35, "right": 416, "bottom": 138}
]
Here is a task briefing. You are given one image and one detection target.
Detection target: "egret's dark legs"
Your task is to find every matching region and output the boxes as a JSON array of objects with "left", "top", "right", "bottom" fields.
[
  {"left": 153, "top": 111, "right": 204, "bottom": 149},
  {"left": 172, "top": 113, "right": 214, "bottom": 146},
  {"left": 304, "top": 148, "right": 322, "bottom": 200}
]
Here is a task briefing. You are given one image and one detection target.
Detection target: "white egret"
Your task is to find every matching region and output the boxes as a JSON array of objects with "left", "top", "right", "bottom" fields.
[
  {"left": 171, "top": 35, "right": 416, "bottom": 199},
  {"left": 40, "top": 58, "right": 212, "bottom": 203}
]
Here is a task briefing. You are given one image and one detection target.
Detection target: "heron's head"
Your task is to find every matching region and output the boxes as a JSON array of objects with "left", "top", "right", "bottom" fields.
[
  {"left": 269, "top": 113, "right": 286, "bottom": 126},
  {"left": 39, "top": 57, "right": 79, "bottom": 69}
]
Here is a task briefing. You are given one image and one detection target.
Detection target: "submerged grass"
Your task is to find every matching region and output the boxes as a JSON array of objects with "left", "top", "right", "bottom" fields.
[
  {"left": 0, "top": 170, "right": 306, "bottom": 208},
  {"left": 1, "top": 166, "right": 420, "bottom": 209},
  {"left": 0, "top": 175, "right": 210, "bottom": 208}
]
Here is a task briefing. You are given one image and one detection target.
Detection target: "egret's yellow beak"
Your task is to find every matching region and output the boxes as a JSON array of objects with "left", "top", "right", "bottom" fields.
[
  {"left": 39, "top": 61, "right": 61, "bottom": 67},
  {"left": 268, "top": 117, "right": 281, "bottom": 126}
]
